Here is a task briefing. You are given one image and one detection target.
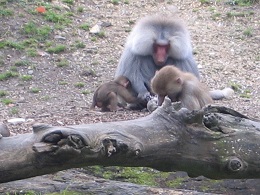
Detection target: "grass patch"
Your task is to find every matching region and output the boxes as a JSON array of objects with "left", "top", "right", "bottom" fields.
[
  {"left": 47, "top": 191, "right": 84, "bottom": 195},
  {"left": 44, "top": 10, "right": 71, "bottom": 25},
  {"left": 0, "top": 8, "right": 13, "bottom": 16},
  {"left": 1, "top": 40, "right": 25, "bottom": 50},
  {"left": 79, "top": 23, "right": 90, "bottom": 30},
  {"left": 240, "top": 89, "right": 251, "bottom": 98},
  {"left": 226, "top": 11, "right": 254, "bottom": 18},
  {"left": 165, "top": 177, "right": 187, "bottom": 188},
  {"left": 0, "top": 71, "right": 18, "bottom": 81},
  {"left": 22, "top": 39, "right": 38, "bottom": 48},
  {"left": 20, "top": 75, "right": 33, "bottom": 81},
  {"left": 111, "top": 0, "right": 120, "bottom": 5},
  {"left": 9, "top": 66, "right": 18, "bottom": 71},
  {"left": 10, "top": 107, "right": 19, "bottom": 115},
  {"left": 77, "top": 6, "right": 84, "bottom": 13},
  {"left": 199, "top": 0, "right": 211, "bottom": 4},
  {"left": 0, "top": 90, "right": 8, "bottom": 97},
  {"left": 243, "top": 27, "right": 253, "bottom": 37},
  {"left": 26, "top": 48, "right": 38, "bottom": 57},
  {"left": 91, "top": 37, "right": 97, "bottom": 42},
  {"left": 57, "top": 59, "right": 69, "bottom": 67},
  {"left": 84, "top": 166, "right": 164, "bottom": 187},
  {"left": 30, "top": 88, "right": 41, "bottom": 93},
  {"left": 14, "top": 60, "right": 30, "bottom": 67},
  {"left": 230, "top": 82, "right": 242, "bottom": 92},
  {"left": 22, "top": 21, "right": 52, "bottom": 41},
  {"left": 74, "top": 40, "right": 85, "bottom": 49},
  {"left": 212, "top": 12, "right": 221, "bottom": 20},
  {"left": 74, "top": 82, "right": 85, "bottom": 88},
  {"left": 97, "top": 31, "right": 105, "bottom": 38},
  {"left": 62, "top": 0, "right": 74, "bottom": 5},
  {"left": 1, "top": 98, "right": 13, "bottom": 105},
  {"left": 59, "top": 81, "right": 68, "bottom": 85},
  {"left": 81, "top": 90, "right": 91, "bottom": 95},
  {"left": 230, "top": 0, "right": 258, "bottom": 5},
  {"left": 47, "top": 44, "right": 66, "bottom": 53}
]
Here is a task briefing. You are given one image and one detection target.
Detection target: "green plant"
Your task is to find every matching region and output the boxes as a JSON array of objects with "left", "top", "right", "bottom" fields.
[
  {"left": 26, "top": 48, "right": 38, "bottom": 57},
  {"left": 77, "top": 7, "right": 84, "bottom": 12},
  {"left": 14, "top": 60, "right": 30, "bottom": 67},
  {"left": 22, "top": 39, "right": 38, "bottom": 48},
  {"left": 9, "top": 66, "right": 18, "bottom": 71},
  {"left": 230, "top": 82, "right": 242, "bottom": 92},
  {"left": 227, "top": 11, "right": 254, "bottom": 18},
  {"left": 5, "top": 40, "right": 24, "bottom": 50},
  {"left": 199, "top": 0, "right": 211, "bottom": 4},
  {"left": 1, "top": 98, "right": 13, "bottom": 105},
  {"left": 0, "top": 8, "right": 13, "bottom": 16},
  {"left": 0, "top": 41, "right": 6, "bottom": 49},
  {"left": 22, "top": 22, "right": 52, "bottom": 41},
  {"left": 30, "top": 88, "right": 40, "bottom": 93},
  {"left": 44, "top": 11, "right": 71, "bottom": 25},
  {"left": 62, "top": 0, "right": 74, "bottom": 5},
  {"left": 230, "top": 0, "right": 258, "bottom": 6},
  {"left": 111, "top": 0, "right": 120, "bottom": 4},
  {"left": 81, "top": 90, "right": 91, "bottom": 95},
  {"left": 10, "top": 107, "right": 19, "bottom": 115},
  {"left": 212, "top": 12, "right": 221, "bottom": 20},
  {"left": 57, "top": 59, "right": 69, "bottom": 67},
  {"left": 20, "top": 75, "right": 33, "bottom": 81},
  {"left": 47, "top": 44, "right": 66, "bottom": 53},
  {"left": 74, "top": 82, "right": 84, "bottom": 88},
  {"left": 59, "top": 81, "right": 68, "bottom": 85},
  {"left": 91, "top": 37, "right": 97, "bottom": 42},
  {"left": 243, "top": 27, "right": 253, "bottom": 37},
  {"left": 165, "top": 177, "right": 186, "bottom": 188},
  {"left": 74, "top": 41, "right": 85, "bottom": 48},
  {"left": 0, "top": 90, "right": 7, "bottom": 97},
  {"left": 97, "top": 31, "right": 105, "bottom": 38},
  {"left": 79, "top": 23, "right": 90, "bottom": 30},
  {"left": 240, "top": 89, "right": 251, "bottom": 98},
  {"left": 0, "top": 71, "right": 18, "bottom": 81}
]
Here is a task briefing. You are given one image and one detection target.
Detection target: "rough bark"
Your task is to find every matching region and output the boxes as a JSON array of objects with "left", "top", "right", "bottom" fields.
[{"left": 0, "top": 100, "right": 259, "bottom": 183}]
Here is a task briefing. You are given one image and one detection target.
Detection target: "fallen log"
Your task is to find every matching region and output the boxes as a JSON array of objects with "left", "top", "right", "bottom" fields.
[{"left": 0, "top": 100, "right": 259, "bottom": 183}]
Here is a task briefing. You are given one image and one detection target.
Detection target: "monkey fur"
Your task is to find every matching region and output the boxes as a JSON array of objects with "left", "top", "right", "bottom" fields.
[
  {"left": 151, "top": 66, "right": 213, "bottom": 110},
  {"left": 90, "top": 76, "right": 141, "bottom": 112},
  {"left": 115, "top": 15, "right": 199, "bottom": 107},
  {"left": 115, "top": 14, "right": 233, "bottom": 109}
]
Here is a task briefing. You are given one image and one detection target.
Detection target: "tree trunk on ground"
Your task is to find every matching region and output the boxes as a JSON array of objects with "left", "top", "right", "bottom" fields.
[{"left": 0, "top": 100, "right": 259, "bottom": 183}]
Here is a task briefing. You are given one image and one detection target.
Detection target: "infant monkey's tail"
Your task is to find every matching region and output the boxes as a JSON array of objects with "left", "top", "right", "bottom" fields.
[{"left": 209, "top": 88, "right": 234, "bottom": 100}]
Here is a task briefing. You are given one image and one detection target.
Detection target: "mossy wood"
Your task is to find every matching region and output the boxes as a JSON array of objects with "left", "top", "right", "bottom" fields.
[{"left": 0, "top": 100, "right": 259, "bottom": 183}]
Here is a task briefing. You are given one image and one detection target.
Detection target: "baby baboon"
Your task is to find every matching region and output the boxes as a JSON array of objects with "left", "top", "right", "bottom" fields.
[
  {"left": 151, "top": 66, "right": 213, "bottom": 110},
  {"left": 90, "top": 76, "right": 141, "bottom": 112}
]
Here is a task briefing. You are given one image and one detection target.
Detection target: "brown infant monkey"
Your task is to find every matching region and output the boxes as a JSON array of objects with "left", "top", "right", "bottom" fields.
[
  {"left": 151, "top": 66, "right": 213, "bottom": 110},
  {"left": 90, "top": 76, "right": 141, "bottom": 112}
]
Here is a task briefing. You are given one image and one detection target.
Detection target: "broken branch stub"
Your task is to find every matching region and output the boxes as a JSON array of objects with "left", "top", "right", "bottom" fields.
[{"left": 0, "top": 100, "right": 260, "bottom": 183}]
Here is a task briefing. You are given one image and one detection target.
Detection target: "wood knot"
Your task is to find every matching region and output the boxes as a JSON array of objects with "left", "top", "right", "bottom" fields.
[{"left": 227, "top": 157, "right": 246, "bottom": 172}]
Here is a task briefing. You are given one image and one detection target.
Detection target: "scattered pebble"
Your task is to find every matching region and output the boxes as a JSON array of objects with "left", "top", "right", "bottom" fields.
[
  {"left": 0, "top": 123, "right": 10, "bottom": 137},
  {"left": 7, "top": 118, "right": 26, "bottom": 125},
  {"left": 90, "top": 24, "right": 101, "bottom": 34}
]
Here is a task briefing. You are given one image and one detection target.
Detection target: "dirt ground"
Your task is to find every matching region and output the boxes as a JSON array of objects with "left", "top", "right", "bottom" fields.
[{"left": 0, "top": 0, "right": 259, "bottom": 194}]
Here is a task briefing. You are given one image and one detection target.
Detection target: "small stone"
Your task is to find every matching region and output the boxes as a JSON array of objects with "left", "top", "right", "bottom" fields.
[
  {"left": 0, "top": 123, "right": 10, "bottom": 137},
  {"left": 101, "top": 21, "right": 112, "bottom": 27},
  {"left": 90, "top": 24, "right": 101, "bottom": 34},
  {"left": 28, "top": 70, "right": 34, "bottom": 75},
  {"left": 7, "top": 118, "right": 26, "bottom": 125},
  {"left": 54, "top": 35, "right": 66, "bottom": 40}
]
